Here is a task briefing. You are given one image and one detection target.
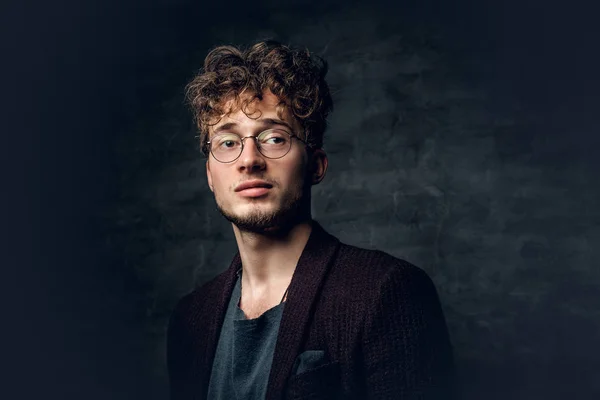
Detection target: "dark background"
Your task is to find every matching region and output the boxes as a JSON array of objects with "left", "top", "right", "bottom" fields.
[{"left": 5, "top": 0, "right": 600, "bottom": 399}]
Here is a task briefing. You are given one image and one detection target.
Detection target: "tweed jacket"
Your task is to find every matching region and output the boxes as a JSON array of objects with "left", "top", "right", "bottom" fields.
[{"left": 167, "top": 221, "right": 456, "bottom": 400}]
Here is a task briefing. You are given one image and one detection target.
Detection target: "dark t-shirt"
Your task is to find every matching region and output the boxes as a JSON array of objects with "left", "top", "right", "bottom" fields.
[{"left": 207, "top": 270, "right": 285, "bottom": 400}]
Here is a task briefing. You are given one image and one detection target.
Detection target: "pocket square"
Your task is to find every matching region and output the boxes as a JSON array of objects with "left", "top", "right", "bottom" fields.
[{"left": 292, "top": 350, "right": 328, "bottom": 375}]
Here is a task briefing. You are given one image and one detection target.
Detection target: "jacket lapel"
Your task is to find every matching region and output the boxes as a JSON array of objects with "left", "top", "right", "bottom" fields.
[{"left": 266, "top": 221, "right": 341, "bottom": 400}]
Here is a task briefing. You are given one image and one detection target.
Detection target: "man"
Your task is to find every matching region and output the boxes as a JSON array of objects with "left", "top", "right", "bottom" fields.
[{"left": 167, "top": 40, "right": 456, "bottom": 400}]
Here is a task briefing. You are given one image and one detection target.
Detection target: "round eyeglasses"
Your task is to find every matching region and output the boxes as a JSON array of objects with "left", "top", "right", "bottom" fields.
[{"left": 206, "top": 129, "right": 306, "bottom": 163}]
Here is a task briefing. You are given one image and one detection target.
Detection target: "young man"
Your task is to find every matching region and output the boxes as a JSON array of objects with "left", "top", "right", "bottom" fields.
[{"left": 167, "top": 41, "right": 456, "bottom": 400}]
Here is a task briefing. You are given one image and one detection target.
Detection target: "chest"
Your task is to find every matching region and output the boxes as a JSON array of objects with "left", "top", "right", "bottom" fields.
[{"left": 239, "top": 296, "right": 283, "bottom": 319}]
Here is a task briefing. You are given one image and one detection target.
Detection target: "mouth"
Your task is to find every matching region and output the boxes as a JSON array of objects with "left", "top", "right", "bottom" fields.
[
  {"left": 237, "top": 187, "right": 271, "bottom": 198},
  {"left": 235, "top": 180, "right": 273, "bottom": 198}
]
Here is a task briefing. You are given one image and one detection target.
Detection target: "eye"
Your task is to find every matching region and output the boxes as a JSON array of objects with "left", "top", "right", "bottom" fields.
[
  {"left": 215, "top": 134, "right": 241, "bottom": 149},
  {"left": 222, "top": 140, "right": 236, "bottom": 148},
  {"left": 266, "top": 136, "right": 285, "bottom": 144},
  {"left": 259, "top": 129, "right": 289, "bottom": 146}
]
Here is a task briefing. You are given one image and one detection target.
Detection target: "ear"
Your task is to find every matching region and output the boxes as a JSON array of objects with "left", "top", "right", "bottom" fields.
[
  {"left": 206, "top": 159, "right": 214, "bottom": 192},
  {"left": 309, "top": 148, "right": 328, "bottom": 185}
]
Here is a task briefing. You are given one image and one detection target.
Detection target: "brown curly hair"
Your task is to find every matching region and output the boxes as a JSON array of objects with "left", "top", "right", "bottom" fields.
[{"left": 185, "top": 40, "right": 333, "bottom": 155}]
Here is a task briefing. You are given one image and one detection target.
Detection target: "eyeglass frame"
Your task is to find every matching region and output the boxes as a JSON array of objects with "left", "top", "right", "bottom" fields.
[{"left": 205, "top": 128, "right": 308, "bottom": 163}]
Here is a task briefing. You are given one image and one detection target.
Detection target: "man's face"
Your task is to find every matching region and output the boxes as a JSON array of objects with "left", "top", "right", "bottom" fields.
[{"left": 205, "top": 90, "right": 326, "bottom": 234}]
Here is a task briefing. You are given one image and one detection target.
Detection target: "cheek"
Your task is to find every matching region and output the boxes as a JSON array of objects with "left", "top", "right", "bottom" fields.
[
  {"left": 283, "top": 161, "right": 309, "bottom": 189},
  {"left": 208, "top": 169, "right": 230, "bottom": 194}
]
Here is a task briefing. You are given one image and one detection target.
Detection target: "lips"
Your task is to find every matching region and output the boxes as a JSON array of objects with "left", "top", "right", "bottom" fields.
[{"left": 235, "top": 180, "right": 273, "bottom": 192}]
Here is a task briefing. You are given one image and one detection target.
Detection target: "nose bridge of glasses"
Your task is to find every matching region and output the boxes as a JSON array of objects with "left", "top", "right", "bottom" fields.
[
  {"left": 234, "top": 135, "right": 267, "bottom": 162},
  {"left": 240, "top": 135, "right": 262, "bottom": 153}
]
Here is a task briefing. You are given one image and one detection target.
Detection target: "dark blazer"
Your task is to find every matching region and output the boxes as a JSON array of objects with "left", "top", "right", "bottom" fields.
[{"left": 167, "top": 221, "right": 456, "bottom": 400}]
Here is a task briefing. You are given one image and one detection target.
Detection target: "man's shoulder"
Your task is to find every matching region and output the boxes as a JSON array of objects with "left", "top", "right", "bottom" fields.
[
  {"left": 334, "top": 241, "right": 434, "bottom": 289},
  {"left": 336, "top": 241, "right": 426, "bottom": 275},
  {"left": 331, "top": 242, "right": 443, "bottom": 322}
]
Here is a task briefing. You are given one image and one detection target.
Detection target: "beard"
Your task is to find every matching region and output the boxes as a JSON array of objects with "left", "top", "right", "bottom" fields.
[{"left": 215, "top": 180, "right": 312, "bottom": 236}]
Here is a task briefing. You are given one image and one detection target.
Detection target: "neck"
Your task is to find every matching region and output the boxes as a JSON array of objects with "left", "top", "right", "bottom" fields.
[{"left": 232, "top": 219, "right": 313, "bottom": 293}]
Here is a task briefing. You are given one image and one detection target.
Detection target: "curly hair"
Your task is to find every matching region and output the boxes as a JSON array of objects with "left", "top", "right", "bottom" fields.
[{"left": 185, "top": 40, "right": 333, "bottom": 155}]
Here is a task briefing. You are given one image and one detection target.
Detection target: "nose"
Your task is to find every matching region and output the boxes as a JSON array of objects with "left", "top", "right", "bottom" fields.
[{"left": 237, "top": 136, "right": 266, "bottom": 171}]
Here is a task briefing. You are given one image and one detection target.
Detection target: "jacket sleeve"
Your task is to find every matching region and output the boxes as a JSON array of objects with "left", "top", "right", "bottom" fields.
[
  {"left": 166, "top": 301, "right": 195, "bottom": 400},
  {"left": 361, "top": 264, "right": 457, "bottom": 400}
]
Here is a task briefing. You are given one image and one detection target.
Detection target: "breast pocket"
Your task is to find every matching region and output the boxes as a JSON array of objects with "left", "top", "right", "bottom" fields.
[{"left": 285, "top": 359, "right": 341, "bottom": 400}]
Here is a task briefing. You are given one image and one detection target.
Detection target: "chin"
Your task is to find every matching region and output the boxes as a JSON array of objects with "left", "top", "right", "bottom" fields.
[
  {"left": 216, "top": 199, "right": 310, "bottom": 235},
  {"left": 227, "top": 210, "right": 299, "bottom": 235}
]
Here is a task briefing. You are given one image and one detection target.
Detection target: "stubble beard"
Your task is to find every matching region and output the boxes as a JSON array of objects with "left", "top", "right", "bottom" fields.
[{"left": 215, "top": 181, "right": 312, "bottom": 236}]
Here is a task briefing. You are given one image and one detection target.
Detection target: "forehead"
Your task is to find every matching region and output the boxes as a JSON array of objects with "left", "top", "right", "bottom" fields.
[{"left": 209, "top": 90, "right": 299, "bottom": 134}]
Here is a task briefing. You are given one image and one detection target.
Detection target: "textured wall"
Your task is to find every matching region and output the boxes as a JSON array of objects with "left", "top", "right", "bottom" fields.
[{"left": 31, "top": 1, "right": 598, "bottom": 399}]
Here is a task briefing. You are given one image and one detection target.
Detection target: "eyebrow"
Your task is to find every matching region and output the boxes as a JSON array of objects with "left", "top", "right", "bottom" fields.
[{"left": 213, "top": 118, "right": 294, "bottom": 134}]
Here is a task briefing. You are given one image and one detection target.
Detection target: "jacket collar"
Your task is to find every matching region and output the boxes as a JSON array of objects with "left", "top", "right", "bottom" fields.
[{"left": 201, "top": 220, "right": 341, "bottom": 400}]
